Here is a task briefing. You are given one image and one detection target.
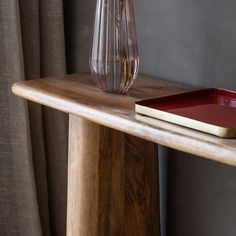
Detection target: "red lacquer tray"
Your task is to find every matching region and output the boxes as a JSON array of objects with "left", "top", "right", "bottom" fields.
[{"left": 135, "top": 88, "right": 236, "bottom": 138}]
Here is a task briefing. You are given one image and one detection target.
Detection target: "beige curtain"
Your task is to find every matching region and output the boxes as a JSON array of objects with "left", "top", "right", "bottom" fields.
[{"left": 0, "top": 0, "right": 68, "bottom": 235}]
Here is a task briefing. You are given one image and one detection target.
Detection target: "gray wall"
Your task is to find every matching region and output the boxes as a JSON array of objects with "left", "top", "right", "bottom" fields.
[{"left": 64, "top": 0, "right": 236, "bottom": 235}]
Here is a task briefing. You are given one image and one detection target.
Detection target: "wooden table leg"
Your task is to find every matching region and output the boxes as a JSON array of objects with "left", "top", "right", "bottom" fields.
[{"left": 67, "top": 114, "right": 160, "bottom": 236}]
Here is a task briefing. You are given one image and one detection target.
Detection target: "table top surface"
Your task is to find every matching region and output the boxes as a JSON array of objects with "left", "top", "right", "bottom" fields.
[{"left": 12, "top": 73, "right": 236, "bottom": 167}]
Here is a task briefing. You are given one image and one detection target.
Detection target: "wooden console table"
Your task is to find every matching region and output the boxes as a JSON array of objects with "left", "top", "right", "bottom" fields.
[{"left": 12, "top": 74, "right": 236, "bottom": 236}]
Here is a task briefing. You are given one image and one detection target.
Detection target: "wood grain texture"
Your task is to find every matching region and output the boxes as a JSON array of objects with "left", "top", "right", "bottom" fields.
[
  {"left": 124, "top": 134, "right": 159, "bottom": 236},
  {"left": 12, "top": 73, "right": 236, "bottom": 166},
  {"left": 67, "top": 115, "right": 159, "bottom": 236},
  {"left": 67, "top": 115, "right": 100, "bottom": 236}
]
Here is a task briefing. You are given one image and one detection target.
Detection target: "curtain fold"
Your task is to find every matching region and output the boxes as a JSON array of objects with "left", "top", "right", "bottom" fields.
[
  {"left": 19, "top": 1, "right": 50, "bottom": 235},
  {"left": 39, "top": 1, "right": 68, "bottom": 235},
  {"left": 0, "top": 0, "right": 68, "bottom": 235}
]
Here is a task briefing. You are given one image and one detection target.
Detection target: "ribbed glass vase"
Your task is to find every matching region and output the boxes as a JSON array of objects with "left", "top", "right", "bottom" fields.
[{"left": 90, "top": 0, "right": 139, "bottom": 93}]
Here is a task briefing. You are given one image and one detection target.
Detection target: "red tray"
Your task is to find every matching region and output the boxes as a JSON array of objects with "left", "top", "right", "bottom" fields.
[{"left": 135, "top": 88, "right": 236, "bottom": 138}]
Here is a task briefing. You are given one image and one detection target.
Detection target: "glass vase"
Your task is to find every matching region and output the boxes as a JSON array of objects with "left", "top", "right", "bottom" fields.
[{"left": 90, "top": 0, "right": 139, "bottom": 93}]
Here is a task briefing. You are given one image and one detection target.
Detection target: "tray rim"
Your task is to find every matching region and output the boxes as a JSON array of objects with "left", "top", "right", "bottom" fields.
[{"left": 135, "top": 88, "right": 236, "bottom": 138}]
